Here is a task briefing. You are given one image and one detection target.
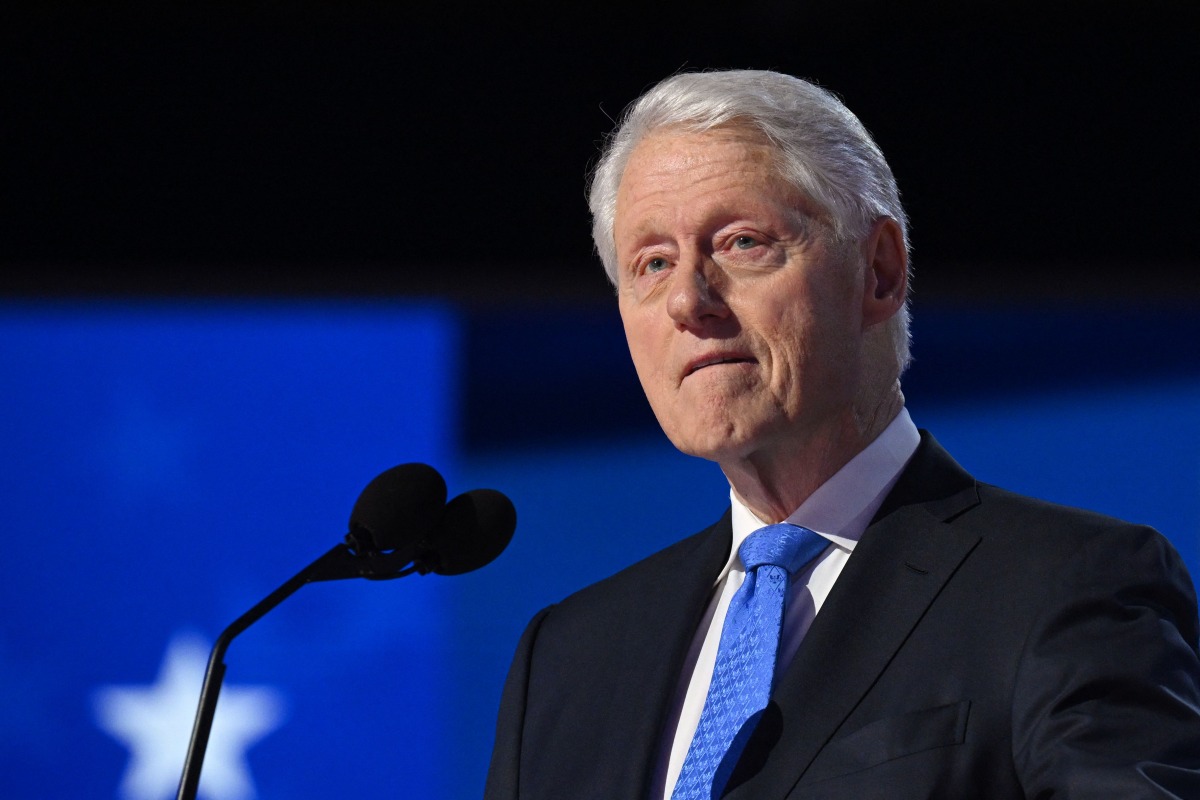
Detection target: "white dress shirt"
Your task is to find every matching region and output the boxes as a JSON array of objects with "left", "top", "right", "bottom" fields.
[{"left": 653, "top": 408, "right": 922, "bottom": 799}]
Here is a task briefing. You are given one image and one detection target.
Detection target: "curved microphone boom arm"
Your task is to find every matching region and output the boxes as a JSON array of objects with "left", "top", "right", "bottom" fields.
[{"left": 176, "top": 465, "right": 516, "bottom": 800}]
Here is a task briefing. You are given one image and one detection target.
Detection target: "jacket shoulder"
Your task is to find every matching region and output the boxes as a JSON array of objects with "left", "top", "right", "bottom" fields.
[{"left": 545, "top": 511, "right": 730, "bottom": 629}]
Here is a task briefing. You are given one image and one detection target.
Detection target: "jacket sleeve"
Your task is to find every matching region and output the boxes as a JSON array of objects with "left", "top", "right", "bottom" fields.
[
  {"left": 484, "top": 606, "right": 553, "bottom": 800},
  {"left": 1012, "top": 525, "right": 1200, "bottom": 797}
]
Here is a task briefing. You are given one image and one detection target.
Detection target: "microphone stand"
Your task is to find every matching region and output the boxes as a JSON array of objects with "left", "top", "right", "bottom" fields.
[{"left": 176, "top": 538, "right": 425, "bottom": 800}]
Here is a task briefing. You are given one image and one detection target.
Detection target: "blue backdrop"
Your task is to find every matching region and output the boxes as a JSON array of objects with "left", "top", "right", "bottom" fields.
[{"left": 1, "top": 300, "right": 1196, "bottom": 799}]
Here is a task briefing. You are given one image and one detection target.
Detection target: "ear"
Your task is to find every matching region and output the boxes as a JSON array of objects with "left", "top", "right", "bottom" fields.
[{"left": 860, "top": 217, "right": 908, "bottom": 328}]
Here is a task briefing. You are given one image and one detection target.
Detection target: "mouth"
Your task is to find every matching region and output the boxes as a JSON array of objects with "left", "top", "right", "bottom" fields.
[{"left": 684, "top": 354, "right": 755, "bottom": 377}]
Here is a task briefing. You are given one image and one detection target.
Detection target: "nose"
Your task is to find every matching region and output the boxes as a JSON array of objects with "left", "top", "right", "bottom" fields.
[{"left": 667, "top": 254, "right": 730, "bottom": 330}]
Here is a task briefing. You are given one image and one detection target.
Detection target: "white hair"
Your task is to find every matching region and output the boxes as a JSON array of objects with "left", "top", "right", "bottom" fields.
[{"left": 587, "top": 69, "right": 912, "bottom": 373}]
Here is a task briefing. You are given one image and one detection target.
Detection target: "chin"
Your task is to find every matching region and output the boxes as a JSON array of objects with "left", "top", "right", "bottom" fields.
[
  {"left": 664, "top": 423, "right": 753, "bottom": 464},
  {"left": 652, "top": 393, "right": 782, "bottom": 458}
]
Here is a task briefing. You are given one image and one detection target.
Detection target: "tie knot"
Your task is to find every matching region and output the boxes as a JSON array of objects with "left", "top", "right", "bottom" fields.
[{"left": 738, "top": 523, "right": 827, "bottom": 574}]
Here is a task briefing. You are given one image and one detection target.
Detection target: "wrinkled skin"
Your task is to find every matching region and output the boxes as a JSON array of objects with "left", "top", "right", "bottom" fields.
[{"left": 613, "top": 126, "right": 908, "bottom": 520}]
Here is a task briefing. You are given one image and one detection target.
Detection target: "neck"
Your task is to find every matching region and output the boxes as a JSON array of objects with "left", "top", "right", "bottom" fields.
[{"left": 722, "top": 388, "right": 904, "bottom": 523}]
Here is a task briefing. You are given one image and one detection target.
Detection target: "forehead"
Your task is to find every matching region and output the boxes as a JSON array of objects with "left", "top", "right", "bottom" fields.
[
  {"left": 619, "top": 125, "right": 781, "bottom": 194},
  {"left": 613, "top": 126, "right": 807, "bottom": 236}
]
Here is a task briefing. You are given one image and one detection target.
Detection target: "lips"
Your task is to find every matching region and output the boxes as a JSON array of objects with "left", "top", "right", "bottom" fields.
[{"left": 684, "top": 353, "right": 755, "bottom": 377}]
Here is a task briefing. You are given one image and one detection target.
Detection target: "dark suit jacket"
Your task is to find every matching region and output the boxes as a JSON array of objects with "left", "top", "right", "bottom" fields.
[{"left": 485, "top": 434, "right": 1200, "bottom": 798}]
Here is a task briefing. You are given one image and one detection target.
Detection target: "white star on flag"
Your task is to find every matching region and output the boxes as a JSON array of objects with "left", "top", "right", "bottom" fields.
[{"left": 94, "top": 632, "right": 286, "bottom": 800}]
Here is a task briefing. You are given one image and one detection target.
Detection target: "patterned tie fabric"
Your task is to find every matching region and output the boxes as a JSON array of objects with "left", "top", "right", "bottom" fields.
[{"left": 670, "top": 523, "right": 829, "bottom": 800}]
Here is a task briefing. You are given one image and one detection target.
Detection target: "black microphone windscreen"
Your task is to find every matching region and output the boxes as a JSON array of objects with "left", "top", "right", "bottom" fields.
[
  {"left": 426, "top": 488, "right": 516, "bottom": 575},
  {"left": 349, "top": 463, "right": 447, "bottom": 551}
]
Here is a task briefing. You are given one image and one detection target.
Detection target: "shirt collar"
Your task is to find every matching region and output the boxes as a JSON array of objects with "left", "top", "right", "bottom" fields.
[{"left": 721, "top": 407, "right": 921, "bottom": 581}]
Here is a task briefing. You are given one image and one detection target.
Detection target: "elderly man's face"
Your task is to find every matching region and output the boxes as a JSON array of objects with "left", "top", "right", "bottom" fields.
[{"left": 613, "top": 127, "right": 871, "bottom": 466}]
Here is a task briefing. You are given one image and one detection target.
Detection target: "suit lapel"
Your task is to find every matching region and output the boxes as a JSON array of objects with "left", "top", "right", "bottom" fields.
[
  {"left": 724, "top": 434, "right": 982, "bottom": 798},
  {"left": 596, "top": 511, "right": 734, "bottom": 799}
]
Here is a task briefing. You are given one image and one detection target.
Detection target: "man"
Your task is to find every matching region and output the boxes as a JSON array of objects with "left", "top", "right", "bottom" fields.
[{"left": 485, "top": 70, "right": 1200, "bottom": 798}]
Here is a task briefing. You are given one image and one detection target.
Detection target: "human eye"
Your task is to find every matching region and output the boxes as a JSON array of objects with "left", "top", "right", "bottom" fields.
[
  {"left": 715, "top": 229, "right": 785, "bottom": 272},
  {"left": 643, "top": 256, "right": 670, "bottom": 274},
  {"left": 721, "top": 230, "right": 770, "bottom": 255}
]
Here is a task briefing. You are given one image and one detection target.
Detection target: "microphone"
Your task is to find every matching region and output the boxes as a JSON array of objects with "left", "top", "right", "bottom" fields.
[
  {"left": 177, "top": 463, "right": 515, "bottom": 800},
  {"left": 419, "top": 488, "right": 517, "bottom": 575},
  {"left": 347, "top": 462, "right": 447, "bottom": 552},
  {"left": 340, "top": 465, "right": 517, "bottom": 580}
]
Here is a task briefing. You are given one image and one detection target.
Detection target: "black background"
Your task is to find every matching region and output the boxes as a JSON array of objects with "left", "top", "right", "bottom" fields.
[{"left": 3, "top": 1, "right": 1197, "bottom": 300}]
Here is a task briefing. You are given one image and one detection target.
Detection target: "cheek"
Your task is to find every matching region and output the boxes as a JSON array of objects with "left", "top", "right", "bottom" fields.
[
  {"left": 621, "top": 315, "right": 667, "bottom": 390},
  {"left": 757, "top": 303, "right": 847, "bottom": 403},
  {"left": 759, "top": 305, "right": 813, "bottom": 373},
  {"left": 630, "top": 349, "right": 663, "bottom": 399}
]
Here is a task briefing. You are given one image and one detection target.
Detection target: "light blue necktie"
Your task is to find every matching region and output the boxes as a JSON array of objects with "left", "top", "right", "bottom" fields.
[{"left": 670, "top": 523, "right": 828, "bottom": 800}]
